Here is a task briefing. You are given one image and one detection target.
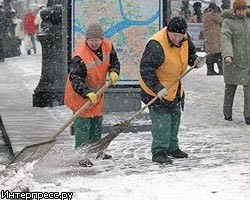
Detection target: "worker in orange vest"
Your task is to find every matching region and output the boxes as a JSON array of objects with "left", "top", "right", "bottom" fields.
[{"left": 65, "top": 24, "right": 120, "bottom": 167}]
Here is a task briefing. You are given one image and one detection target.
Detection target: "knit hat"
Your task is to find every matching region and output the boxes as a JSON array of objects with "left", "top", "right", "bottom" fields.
[
  {"left": 233, "top": 0, "right": 247, "bottom": 12},
  {"left": 167, "top": 17, "right": 187, "bottom": 34},
  {"left": 86, "top": 24, "right": 104, "bottom": 39},
  {"left": 193, "top": 2, "right": 202, "bottom": 8},
  {"left": 208, "top": 2, "right": 217, "bottom": 10}
]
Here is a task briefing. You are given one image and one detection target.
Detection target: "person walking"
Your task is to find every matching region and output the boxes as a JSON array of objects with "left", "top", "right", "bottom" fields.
[
  {"left": 24, "top": 7, "right": 36, "bottom": 55},
  {"left": 190, "top": 2, "right": 203, "bottom": 23},
  {"left": 139, "top": 17, "right": 203, "bottom": 164},
  {"left": 0, "top": 4, "right": 5, "bottom": 62},
  {"left": 64, "top": 24, "right": 120, "bottom": 167},
  {"left": 203, "top": 3, "right": 223, "bottom": 76},
  {"left": 35, "top": 6, "right": 44, "bottom": 35},
  {"left": 221, "top": 0, "right": 250, "bottom": 125},
  {"left": 12, "top": 14, "right": 22, "bottom": 56}
]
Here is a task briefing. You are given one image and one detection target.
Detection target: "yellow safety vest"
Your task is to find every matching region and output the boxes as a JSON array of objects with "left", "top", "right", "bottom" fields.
[{"left": 139, "top": 28, "right": 188, "bottom": 101}]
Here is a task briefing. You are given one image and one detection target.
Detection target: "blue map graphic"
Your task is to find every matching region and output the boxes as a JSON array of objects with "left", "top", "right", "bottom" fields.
[{"left": 73, "top": 0, "right": 160, "bottom": 80}]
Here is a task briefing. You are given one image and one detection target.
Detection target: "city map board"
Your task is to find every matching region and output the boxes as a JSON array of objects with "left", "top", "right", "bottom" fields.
[{"left": 73, "top": 0, "right": 161, "bottom": 81}]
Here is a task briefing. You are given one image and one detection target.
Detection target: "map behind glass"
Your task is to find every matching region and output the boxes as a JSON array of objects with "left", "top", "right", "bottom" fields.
[{"left": 73, "top": 0, "right": 160, "bottom": 80}]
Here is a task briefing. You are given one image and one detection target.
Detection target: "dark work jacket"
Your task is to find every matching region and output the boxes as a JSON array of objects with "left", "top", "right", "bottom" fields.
[
  {"left": 140, "top": 33, "right": 197, "bottom": 114},
  {"left": 68, "top": 44, "right": 120, "bottom": 97}
]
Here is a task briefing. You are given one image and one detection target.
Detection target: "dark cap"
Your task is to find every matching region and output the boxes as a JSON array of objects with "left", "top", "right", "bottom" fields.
[
  {"left": 86, "top": 24, "right": 104, "bottom": 39},
  {"left": 193, "top": 2, "right": 202, "bottom": 8},
  {"left": 167, "top": 17, "right": 187, "bottom": 34},
  {"left": 208, "top": 2, "right": 217, "bottom": 10}
]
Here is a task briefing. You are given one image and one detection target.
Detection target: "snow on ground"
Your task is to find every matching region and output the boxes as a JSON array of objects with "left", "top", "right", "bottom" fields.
[
  {"left": 1, "top": 160, "right": 249, "bottom": 200},
  {"left": 0, "top": 46, "right": 250, "bottom": 199},
  {"left": 36, "top": 164, "right": 250, "bottom": 200}
]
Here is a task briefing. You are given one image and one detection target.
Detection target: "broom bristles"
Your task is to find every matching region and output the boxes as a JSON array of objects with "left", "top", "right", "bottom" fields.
[
  {"left": 80, "top": 59, "right": 208, "bottom": 157},
  {"left": 82, "top": 121, "right": 130, "bottom": 155},
  {"left": 83, "top": 133, "right": 117, "bottom": 153}
]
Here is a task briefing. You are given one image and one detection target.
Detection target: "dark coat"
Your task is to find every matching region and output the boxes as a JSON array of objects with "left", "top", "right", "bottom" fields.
[
  {"left": 0, "top": 7, "right": 5, "bottom": 60},
  {"left": 0, "top": 7, "right": 5, "bottom": 38}
]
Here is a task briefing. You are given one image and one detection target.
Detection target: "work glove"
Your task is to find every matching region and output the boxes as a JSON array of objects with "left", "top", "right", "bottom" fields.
[
  {"left": 86, "top": 92, "right": 98, "bottom": 104},
  {"left": 157, "top": 88, "right": 167, "bottom": 100},
  {"left": 194, "top": 56, "right": 206, "bottom": 68},
  {"left": 109, "top": 71, "right": 119, "bottom": 85}
]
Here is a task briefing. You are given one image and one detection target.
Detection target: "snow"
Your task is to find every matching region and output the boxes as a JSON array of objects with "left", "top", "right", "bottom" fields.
[
  {"left": 0, "top": 46, "right": 250, "bottom": 200},
  {"left": 0, "top": 162, "right": 38, "bottom": 191},
  {"left": 40, "top": 164, "right": 250, "bottom": 200},
  {"left": 1, "top": 162, "right": 249, "bottom": 199}
]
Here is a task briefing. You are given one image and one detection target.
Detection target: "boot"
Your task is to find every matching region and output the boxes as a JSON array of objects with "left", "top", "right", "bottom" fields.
[
  {"left": 245, "top": 118, "right": 250, "bottom": 125},
  {"left": 217, "top": 60, "right": 223, "bottom": 75},
  {"left": 79, "top": 158, "right": 93, "bottom": 167},
  {"left": 152, "top": 152, "right": 173, "bottom": 164},
  {"left": 207, "top": 63, "right": 218, "bottom": 76},
  {"left": 27, "top": 50, "right": 31, "bottom": 55},
  {"left": 167, "top": 149, "right": 188, "bottom": 158},
  {"left": 96, "top": 152, "right": 112, "bottom": 160},
  {"left": 215, "top": 53, "right": 223, "bottom": 75},
  {"left": 70, "top": 125, "right": 74, "bottom": 136},
  {"left": 224, "top": 116, "right": 233, "bottom": 121}
]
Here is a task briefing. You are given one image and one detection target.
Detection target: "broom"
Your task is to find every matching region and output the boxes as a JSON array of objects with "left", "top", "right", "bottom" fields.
[{"left": 82, "top": 55, "right": 207, "bottom": 157}]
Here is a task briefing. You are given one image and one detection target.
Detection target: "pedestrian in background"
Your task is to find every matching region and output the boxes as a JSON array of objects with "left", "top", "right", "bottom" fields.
[
  {"left": 0, "top": 3, "right": 5, "bottom": 62},
  {"left": 189, "top": 2, "right": 202, "bottom": 23},
  {"left": 12, "top": 14, "right": 23, "bottom": 40},
  {"left": 203, "top": 3, "right": 223, "bottom": 75},
  {"left": 64, "top": 24, "right": 120, "bottom": 167},
  {"left": 24, "top": 7, "right": 36, "bottom": 55},
  {"left": 180, "top": 0, "right": 191, "bottom": 21},
  {"left": 221, "top": 0, "right": 250, "bottom": 125},
  {"left": 12, "top": 13, "right": 22, "bottom": 56},
  {"left": 139, "top": 17, "right": 203, "bottom": 164},
  {"left": 35, "top": 6, "right": 45, "bottom": 35},
  {"left": 221, "top": 0, "right": 231, "bottom": 11}
]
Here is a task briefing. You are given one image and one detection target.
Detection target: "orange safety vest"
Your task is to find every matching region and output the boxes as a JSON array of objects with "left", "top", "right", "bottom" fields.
[
  {"left": 64, "top": 39, "right": 112, "bottom": 117},
  {"left": 139, "top": 28, "right": 189, "bottom": 101}
]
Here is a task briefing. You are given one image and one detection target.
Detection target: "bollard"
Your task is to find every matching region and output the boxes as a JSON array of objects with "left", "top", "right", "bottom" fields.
[{"left": 33, "top": 0, "right": 67, "bottom": 107}]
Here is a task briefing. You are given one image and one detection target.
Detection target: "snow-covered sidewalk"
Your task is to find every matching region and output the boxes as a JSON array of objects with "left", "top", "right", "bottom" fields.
[{"left": 0, "top": 48, "right": 250, "bottom": 199}]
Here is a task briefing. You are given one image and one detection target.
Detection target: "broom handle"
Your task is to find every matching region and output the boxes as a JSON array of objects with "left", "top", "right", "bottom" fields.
[
  {"left": 127, "top": 54, "right": 209, "bottom": 123},
  {"left": 49, "top": 81, "right": 112, "bottom": 140},
  {"left": 126, "top": 64, "right": 199, "bottom": 124}
]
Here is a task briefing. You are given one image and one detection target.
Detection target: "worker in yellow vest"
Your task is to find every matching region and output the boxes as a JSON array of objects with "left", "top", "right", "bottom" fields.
[
  {"left": 139, "top": 17, "right": 202, "bottom": 164},
  {"left": 64, "top": 24, "right": 120, "bottom": 167}
]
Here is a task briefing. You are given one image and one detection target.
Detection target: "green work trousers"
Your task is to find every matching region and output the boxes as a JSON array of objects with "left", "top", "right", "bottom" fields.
[
  {"left": 73, "top": 116, "right": 102, "bottom": 149},
  {"left": 149, "top": 107, "right": 181, "bottom": 154}
]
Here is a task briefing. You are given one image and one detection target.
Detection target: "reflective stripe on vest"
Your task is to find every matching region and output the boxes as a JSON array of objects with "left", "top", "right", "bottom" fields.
[
  {"left": 86, "top": 53, "right": 110, "bottom": 70},
  {"left": 64, "top": 39, "right": 112, "bottom": 117}
]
